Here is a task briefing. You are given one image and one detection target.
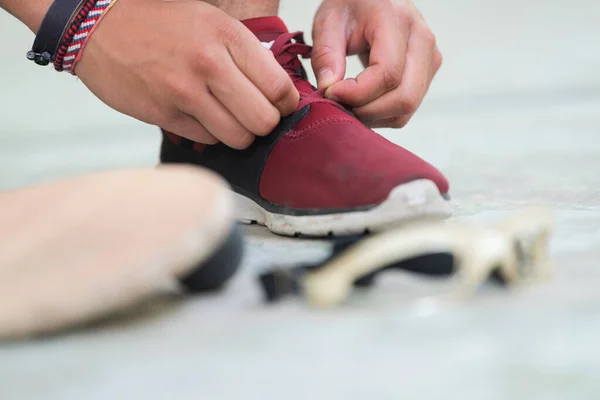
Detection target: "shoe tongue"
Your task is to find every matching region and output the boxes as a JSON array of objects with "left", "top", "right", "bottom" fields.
[
  {"left": 295, "top": 79, "right": 315, "bottom": 94},
  {"left": 241, "top": 17, "right": 314, "bottom": 94},
  {"left": 241, "top": 16, "right": 289, "bottom": 44}
]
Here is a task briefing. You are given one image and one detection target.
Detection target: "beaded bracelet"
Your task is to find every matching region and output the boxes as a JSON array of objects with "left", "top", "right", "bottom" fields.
[
  {"left": 63, "top": 0, "right": 115, "bottom": 73},
  {"left": 63, "top": 0, "right": 113, "bottom": 75},
  {"left": 53, "top": 0, "right": 97, "bottom": 71}
]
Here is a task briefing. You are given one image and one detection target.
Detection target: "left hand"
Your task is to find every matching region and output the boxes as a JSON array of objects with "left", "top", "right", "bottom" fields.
[{"left": 311, "top": 0, "right": 442, "bottom": 128}]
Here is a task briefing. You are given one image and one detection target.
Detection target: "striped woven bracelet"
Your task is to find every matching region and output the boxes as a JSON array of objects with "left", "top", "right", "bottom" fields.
[
  {"left": 54, "top": 0, "right": 97, "bottom": 71},
  {"left": 62, "top": 0, "right": 115, "bottom": 74}
]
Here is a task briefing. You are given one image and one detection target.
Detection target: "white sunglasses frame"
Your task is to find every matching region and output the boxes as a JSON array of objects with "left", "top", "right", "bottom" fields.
[{"left": 299, "top": 206, "right": 554, "bottom": 307}]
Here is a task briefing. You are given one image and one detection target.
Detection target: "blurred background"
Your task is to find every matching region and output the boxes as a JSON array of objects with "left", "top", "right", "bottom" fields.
[{"left": 1, "top": 0, "right": 600, "bottom": 399}]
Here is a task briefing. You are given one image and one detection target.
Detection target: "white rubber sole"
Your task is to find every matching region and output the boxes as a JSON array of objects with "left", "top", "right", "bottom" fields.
[{"left": 235, "top": 179, "right": 453, "bottom": 237}]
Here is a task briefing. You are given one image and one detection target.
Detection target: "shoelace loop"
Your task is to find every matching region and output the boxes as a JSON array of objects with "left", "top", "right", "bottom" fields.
[{"left": 270, "top": 31, "right": 341, "bottom": 110}]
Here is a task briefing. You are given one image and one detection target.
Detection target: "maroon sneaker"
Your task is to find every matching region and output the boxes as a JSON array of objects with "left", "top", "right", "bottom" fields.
[{"left": 160, "top": 17, "right": 452, "bottom": 237}]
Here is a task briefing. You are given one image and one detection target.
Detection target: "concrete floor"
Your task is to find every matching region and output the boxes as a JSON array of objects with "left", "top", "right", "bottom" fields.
[{"left": 1, "top": 0, "right": 600, "bottom": 399}]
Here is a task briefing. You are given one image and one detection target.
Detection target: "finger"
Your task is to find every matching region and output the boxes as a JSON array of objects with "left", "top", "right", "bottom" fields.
[
  {"left": 311, "top": 5, "right": 349, "bottom": 88},
  {"left": 182, "top": 90, "right": 255, "bottom": 150},
  {"left": 324, "top": 9, "right": 411, "bottom": 107},
  {"left": 161, "top": 112, "right": 219, "bottom": 145},
  {"left": 431, "top": 46, "right": 443, "bottom": 79},
  {"left": 353, "top": 21, "right": 437, "bottom": 123},
  {"left": 224, "top": 23, "right": 299, "bottom": 116},
  {"left": 370, "top": 115, "right": 411, "bottom": 129},
  {"left": 208, "top": 60, "right": 282, "bottom": 137}
]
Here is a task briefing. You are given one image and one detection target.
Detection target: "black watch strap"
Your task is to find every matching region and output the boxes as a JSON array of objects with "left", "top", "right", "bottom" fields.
[{"left": 26, "top": 0, "right": 85, "bottom": 66}]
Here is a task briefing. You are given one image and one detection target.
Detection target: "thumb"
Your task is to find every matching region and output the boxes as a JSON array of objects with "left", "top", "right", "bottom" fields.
[{"left": 311, "top": 7, "right": 349, "bottom": 89}]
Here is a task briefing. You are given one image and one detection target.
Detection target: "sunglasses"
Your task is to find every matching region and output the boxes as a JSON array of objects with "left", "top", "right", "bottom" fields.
[{"left": 258, "top": 206, "right": 553, "bottom": 307}]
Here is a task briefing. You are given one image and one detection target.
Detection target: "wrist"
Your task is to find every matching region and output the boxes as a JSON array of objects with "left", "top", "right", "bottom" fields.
[{"left": 1, "top": 0, "right": 55, "bottom": 33}]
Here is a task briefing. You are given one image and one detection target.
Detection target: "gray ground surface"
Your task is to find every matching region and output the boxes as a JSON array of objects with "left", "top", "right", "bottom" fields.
[{"left": 1, "top": 1, "right": 599, "bottom": 398}]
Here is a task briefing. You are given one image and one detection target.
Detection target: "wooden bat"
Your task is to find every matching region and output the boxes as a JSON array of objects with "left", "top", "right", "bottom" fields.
[{"left": 0, "top": 165, "right": 243, "bottom": 340}]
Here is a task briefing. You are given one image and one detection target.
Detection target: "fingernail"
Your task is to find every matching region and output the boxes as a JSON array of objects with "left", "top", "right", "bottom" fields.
[{"left": 317, "top": 68, "right": 335, "bottom": 88}]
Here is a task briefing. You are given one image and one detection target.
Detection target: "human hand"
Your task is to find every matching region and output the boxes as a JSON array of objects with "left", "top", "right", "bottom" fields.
[
  {"left": 76, "top": 0, "right": 299, "bottom": 148},
  {"left": 311, "top": 0, "right": 442, "bottom": 128}
]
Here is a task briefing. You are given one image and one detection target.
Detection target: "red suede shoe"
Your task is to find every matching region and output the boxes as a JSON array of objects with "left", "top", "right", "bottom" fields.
[{"left": 161, "top": 17, "right": 452, "bottom": 237}]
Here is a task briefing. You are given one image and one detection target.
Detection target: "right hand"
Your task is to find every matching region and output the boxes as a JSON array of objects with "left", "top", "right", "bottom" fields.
[{"left": 75, "top": 0, "right": 299, "bottom": 149}]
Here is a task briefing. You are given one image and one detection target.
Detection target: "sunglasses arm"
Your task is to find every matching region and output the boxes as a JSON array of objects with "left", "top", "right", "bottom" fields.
[{"left": 301, "top": 222, "right": 513, "bottom": 307}]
